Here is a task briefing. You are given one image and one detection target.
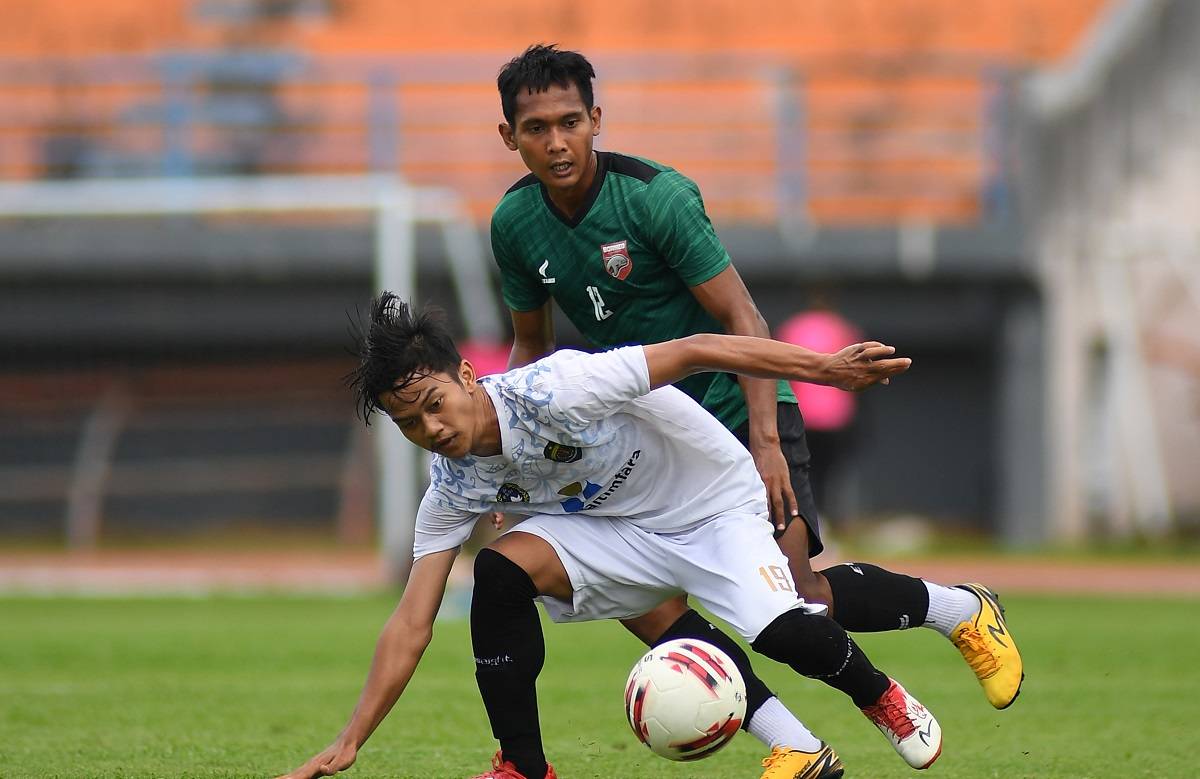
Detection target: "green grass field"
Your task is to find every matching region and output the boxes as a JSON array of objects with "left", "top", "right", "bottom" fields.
[{"left": 1, "top": 593, "right": 1196, "bottom": 778}]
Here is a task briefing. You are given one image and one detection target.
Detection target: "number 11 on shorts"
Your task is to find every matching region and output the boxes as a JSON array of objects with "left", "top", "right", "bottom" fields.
[{"left": 758, "top": 565, "right": 793, "bottom": 593}]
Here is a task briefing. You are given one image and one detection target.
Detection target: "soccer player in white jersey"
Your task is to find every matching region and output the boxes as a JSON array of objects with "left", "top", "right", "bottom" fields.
[{"left": 277, "top": 293, "right": 942, "bottom": 779}]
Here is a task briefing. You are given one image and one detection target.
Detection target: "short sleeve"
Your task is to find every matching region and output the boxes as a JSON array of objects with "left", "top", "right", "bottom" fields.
[
  {"left": 644, "top": 172, "right": 731, "bottom": 287},
  {"left": 412, "top": 487, "right": 480, "bottom": 559},
  {"left": 542, "top": 347, "right": 652, "bottom": 425},
  {"left": 491, "top": 211, "right": 549, "bottom": 312}
]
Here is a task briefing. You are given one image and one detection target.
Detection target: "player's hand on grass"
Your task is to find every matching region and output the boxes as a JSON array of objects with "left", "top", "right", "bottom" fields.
[
  {"left": 750, "top": 442, "right": 797, "bottom": 533},
  {"left": 824, "top": 342, "right": 911, "bottom": 391},
  {"left": 489, "top": 511, "right": 506, "bottom": 531},
  {"left": 276, "top": 739, "right": 357, "bottom": 779}
]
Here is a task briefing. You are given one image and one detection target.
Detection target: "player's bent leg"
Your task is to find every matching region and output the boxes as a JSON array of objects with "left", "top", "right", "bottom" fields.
[
  {"left": 820, "top": 562, "right": 930, "bottom": 632},
  {"left": 818, "top": 562, "right": 1024, "bottom": 709},
  {"left": 749, "top": 609, "right": 888, "bottom": 707},
  {"left": 471, "top": 545, "right": 562, "bottom": 779},
  {"left": 750, "top": 609, "right": 942, "bottom": 770},
  {"left": 488, "top": 530, "right": 574, "bottom": 601},
  {"left": 831, "top": 567, "right": 1024, "bottom": 709},
  {"left": 662, "top": 512, "right": 939, "bottom": 768}
]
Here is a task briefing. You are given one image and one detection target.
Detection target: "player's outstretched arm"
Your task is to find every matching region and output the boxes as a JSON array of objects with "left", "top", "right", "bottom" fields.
[
  {"left": 275, "top": 548, "right": 458, "bottom": 779},
  {"left": 643, "top": 333, "right": 911, "bottom": 393}
]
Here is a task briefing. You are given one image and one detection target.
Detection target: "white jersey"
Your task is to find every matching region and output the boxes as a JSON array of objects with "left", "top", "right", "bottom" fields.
[{"left": 412, "top": 346, "right": 767, "bottom": 559}]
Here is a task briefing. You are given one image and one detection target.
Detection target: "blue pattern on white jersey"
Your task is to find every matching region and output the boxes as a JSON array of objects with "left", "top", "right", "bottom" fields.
[{"left": 412, "top": 346, "right": 767, "bottom": 559}]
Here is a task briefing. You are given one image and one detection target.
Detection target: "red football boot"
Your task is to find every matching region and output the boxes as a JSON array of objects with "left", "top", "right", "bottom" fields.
[{"left": 468, "top": 751, "right": 558, "bottom": 779}]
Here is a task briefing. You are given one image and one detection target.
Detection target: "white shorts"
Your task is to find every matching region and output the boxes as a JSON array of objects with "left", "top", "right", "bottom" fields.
[{"left": 507, "top": 512, "right": 823, "bottom": 642}]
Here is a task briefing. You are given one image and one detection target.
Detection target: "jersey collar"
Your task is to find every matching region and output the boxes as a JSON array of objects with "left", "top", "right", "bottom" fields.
[
  {"left": 540, "top": 151, "right": 609, "bottom": 229},
  {"left": 480, "top": 378, "right": 516, "bottom": 462}
]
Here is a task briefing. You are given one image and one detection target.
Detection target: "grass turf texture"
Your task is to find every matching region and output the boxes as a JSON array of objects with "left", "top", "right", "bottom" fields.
[{"left": 1, "top": 594, "right": 1195, "bottom": 778}]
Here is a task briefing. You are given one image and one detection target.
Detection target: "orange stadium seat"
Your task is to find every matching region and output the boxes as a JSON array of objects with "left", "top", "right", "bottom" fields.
[{"left": 0, "top": 0, "right": 1107, "bottom": 224}]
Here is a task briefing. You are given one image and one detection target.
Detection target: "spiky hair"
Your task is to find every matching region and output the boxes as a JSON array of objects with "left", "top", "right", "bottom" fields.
[{"left": 346, "top": 292, "right": 462, "bottom": 424}]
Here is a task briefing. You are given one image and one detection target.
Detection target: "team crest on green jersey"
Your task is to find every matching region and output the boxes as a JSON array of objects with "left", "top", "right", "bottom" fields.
[
  {"left": 600, "top": 239, "right": 633, "bottom": 280},
  {"left": 543, "top": 441, "right": 583, "bottom": 463},
  {"left": 496, "top": 482, "right": 530, "bottom": 503}
]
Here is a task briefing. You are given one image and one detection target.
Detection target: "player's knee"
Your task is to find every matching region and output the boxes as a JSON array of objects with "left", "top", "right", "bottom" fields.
[
  {"left": 791, "top": 570, "right": 831, "bottom": 605},
  {"left": 776, "top": 554, "right": 831, "bottom": 607},
  {"left": 750, "top": 609, "right": 852, "bottom": 679},
  {"left": 473, "top": 547, "right": 537, "bottom": 604},
  {"left": 471, "top": 549, "right": 545, "bottom": 679}
]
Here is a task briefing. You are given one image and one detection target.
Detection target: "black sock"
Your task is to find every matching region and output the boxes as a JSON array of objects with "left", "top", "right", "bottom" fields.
[
  {"left": 654, "top": 609, "right": 774, "bottom": 730},
  {"left": 471, "top": 549, "right": 547, "bottom": 779},
  {"left": 751, "top": 610, "right": 889, "bottom": 708},
  {"left": 822, "top": 562, "right": 930, "bottom": 632}
]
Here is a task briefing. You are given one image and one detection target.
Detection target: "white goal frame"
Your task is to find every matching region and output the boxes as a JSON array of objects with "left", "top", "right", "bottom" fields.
[{"left": 0, "top": 174, "right": 492, "bottom": 582}]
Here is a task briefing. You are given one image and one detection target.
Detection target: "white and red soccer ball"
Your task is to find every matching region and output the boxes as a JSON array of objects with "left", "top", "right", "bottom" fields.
[{"left": 623, "top": 638, "right": 747, "bottom": 761}]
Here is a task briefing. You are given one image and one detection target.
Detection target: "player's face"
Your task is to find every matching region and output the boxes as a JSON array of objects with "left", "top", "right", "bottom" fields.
[
  {"left": 378, "top": 362, "right": 479, "bottom": 459},
  {"left": 499, "top": 82, "right": 602, "bottom": 194}
]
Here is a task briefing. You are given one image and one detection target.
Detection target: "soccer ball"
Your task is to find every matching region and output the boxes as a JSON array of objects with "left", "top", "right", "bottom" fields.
[{"left": 623, "top": 638, "right": 747, "bottom": 761}]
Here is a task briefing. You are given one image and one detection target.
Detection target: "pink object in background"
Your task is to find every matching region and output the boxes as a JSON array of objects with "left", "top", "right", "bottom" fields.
[
  {"left": 776, "top": 311, "right": 861, "bottom": 431},
  {"left": 458, "top": 340, "right": 512, "bottom": 377}
]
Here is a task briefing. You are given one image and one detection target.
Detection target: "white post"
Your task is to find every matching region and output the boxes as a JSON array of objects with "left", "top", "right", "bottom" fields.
[
  {"left": 374, "top": 182, "right": 420, "bottom": 584},
  {"left": 65, "top": 384, "right": 130, "bottom": 550}
]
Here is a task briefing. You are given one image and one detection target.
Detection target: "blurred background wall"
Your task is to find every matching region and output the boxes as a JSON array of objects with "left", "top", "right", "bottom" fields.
[{"left": 0, "top": 0, "right": 1195, "bottom": 557}]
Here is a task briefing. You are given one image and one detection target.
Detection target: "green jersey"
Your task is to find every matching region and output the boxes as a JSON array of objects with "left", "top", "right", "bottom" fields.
[{"left": 490, "top": 151, "right": 795, "bottom": 430}]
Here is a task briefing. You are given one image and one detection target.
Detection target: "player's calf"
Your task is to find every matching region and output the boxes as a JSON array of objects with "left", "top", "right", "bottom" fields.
[
  {"left": 822, "top": 564, "right": 1025, "bottom": 709},
  {"left": 751, "top": 609, "right": 944, "bottom": 769},
  {"left": 749, "top": 609, "right": 889, "bottom": 708},
  {"left": 471, "top": 549, "right": 549, "bottom": 779},
  {"left": 820, "top": 562, "right": 929, "bottom": 631}
]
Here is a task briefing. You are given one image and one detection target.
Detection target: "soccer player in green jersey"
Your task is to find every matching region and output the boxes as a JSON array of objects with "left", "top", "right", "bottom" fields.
[{"left": 489, "top": 44, "right": 1024, "bottom": 775}]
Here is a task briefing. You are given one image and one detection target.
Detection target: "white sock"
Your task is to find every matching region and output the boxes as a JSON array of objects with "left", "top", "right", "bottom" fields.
[
  {"left": 922, "top": 581, "right": 981, "bottom": 637},
  {"left": 746, "top": 696, "right": 822, "bottom": 752}
]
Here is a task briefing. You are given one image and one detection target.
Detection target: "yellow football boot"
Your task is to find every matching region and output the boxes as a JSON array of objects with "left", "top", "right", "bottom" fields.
[
  {"left": 760, "top": 743, "right": 845, "bottom": 779},
  {"left": 950, "top": 583, "right": 1025, "bottom": 709}
]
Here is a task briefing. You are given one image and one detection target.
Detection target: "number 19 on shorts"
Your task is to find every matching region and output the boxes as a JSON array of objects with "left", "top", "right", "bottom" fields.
[{"left": 758, "top": 565, "right": 793, "bottom": 593}]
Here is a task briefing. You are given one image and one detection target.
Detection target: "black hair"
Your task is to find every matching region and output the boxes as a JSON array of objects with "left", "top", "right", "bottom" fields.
[
  {"left": 346, "top": 292, "right": 463, "bottom": 425},
  {"left": 497, "top": 43, "right": 596, "bottom": 125}
]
